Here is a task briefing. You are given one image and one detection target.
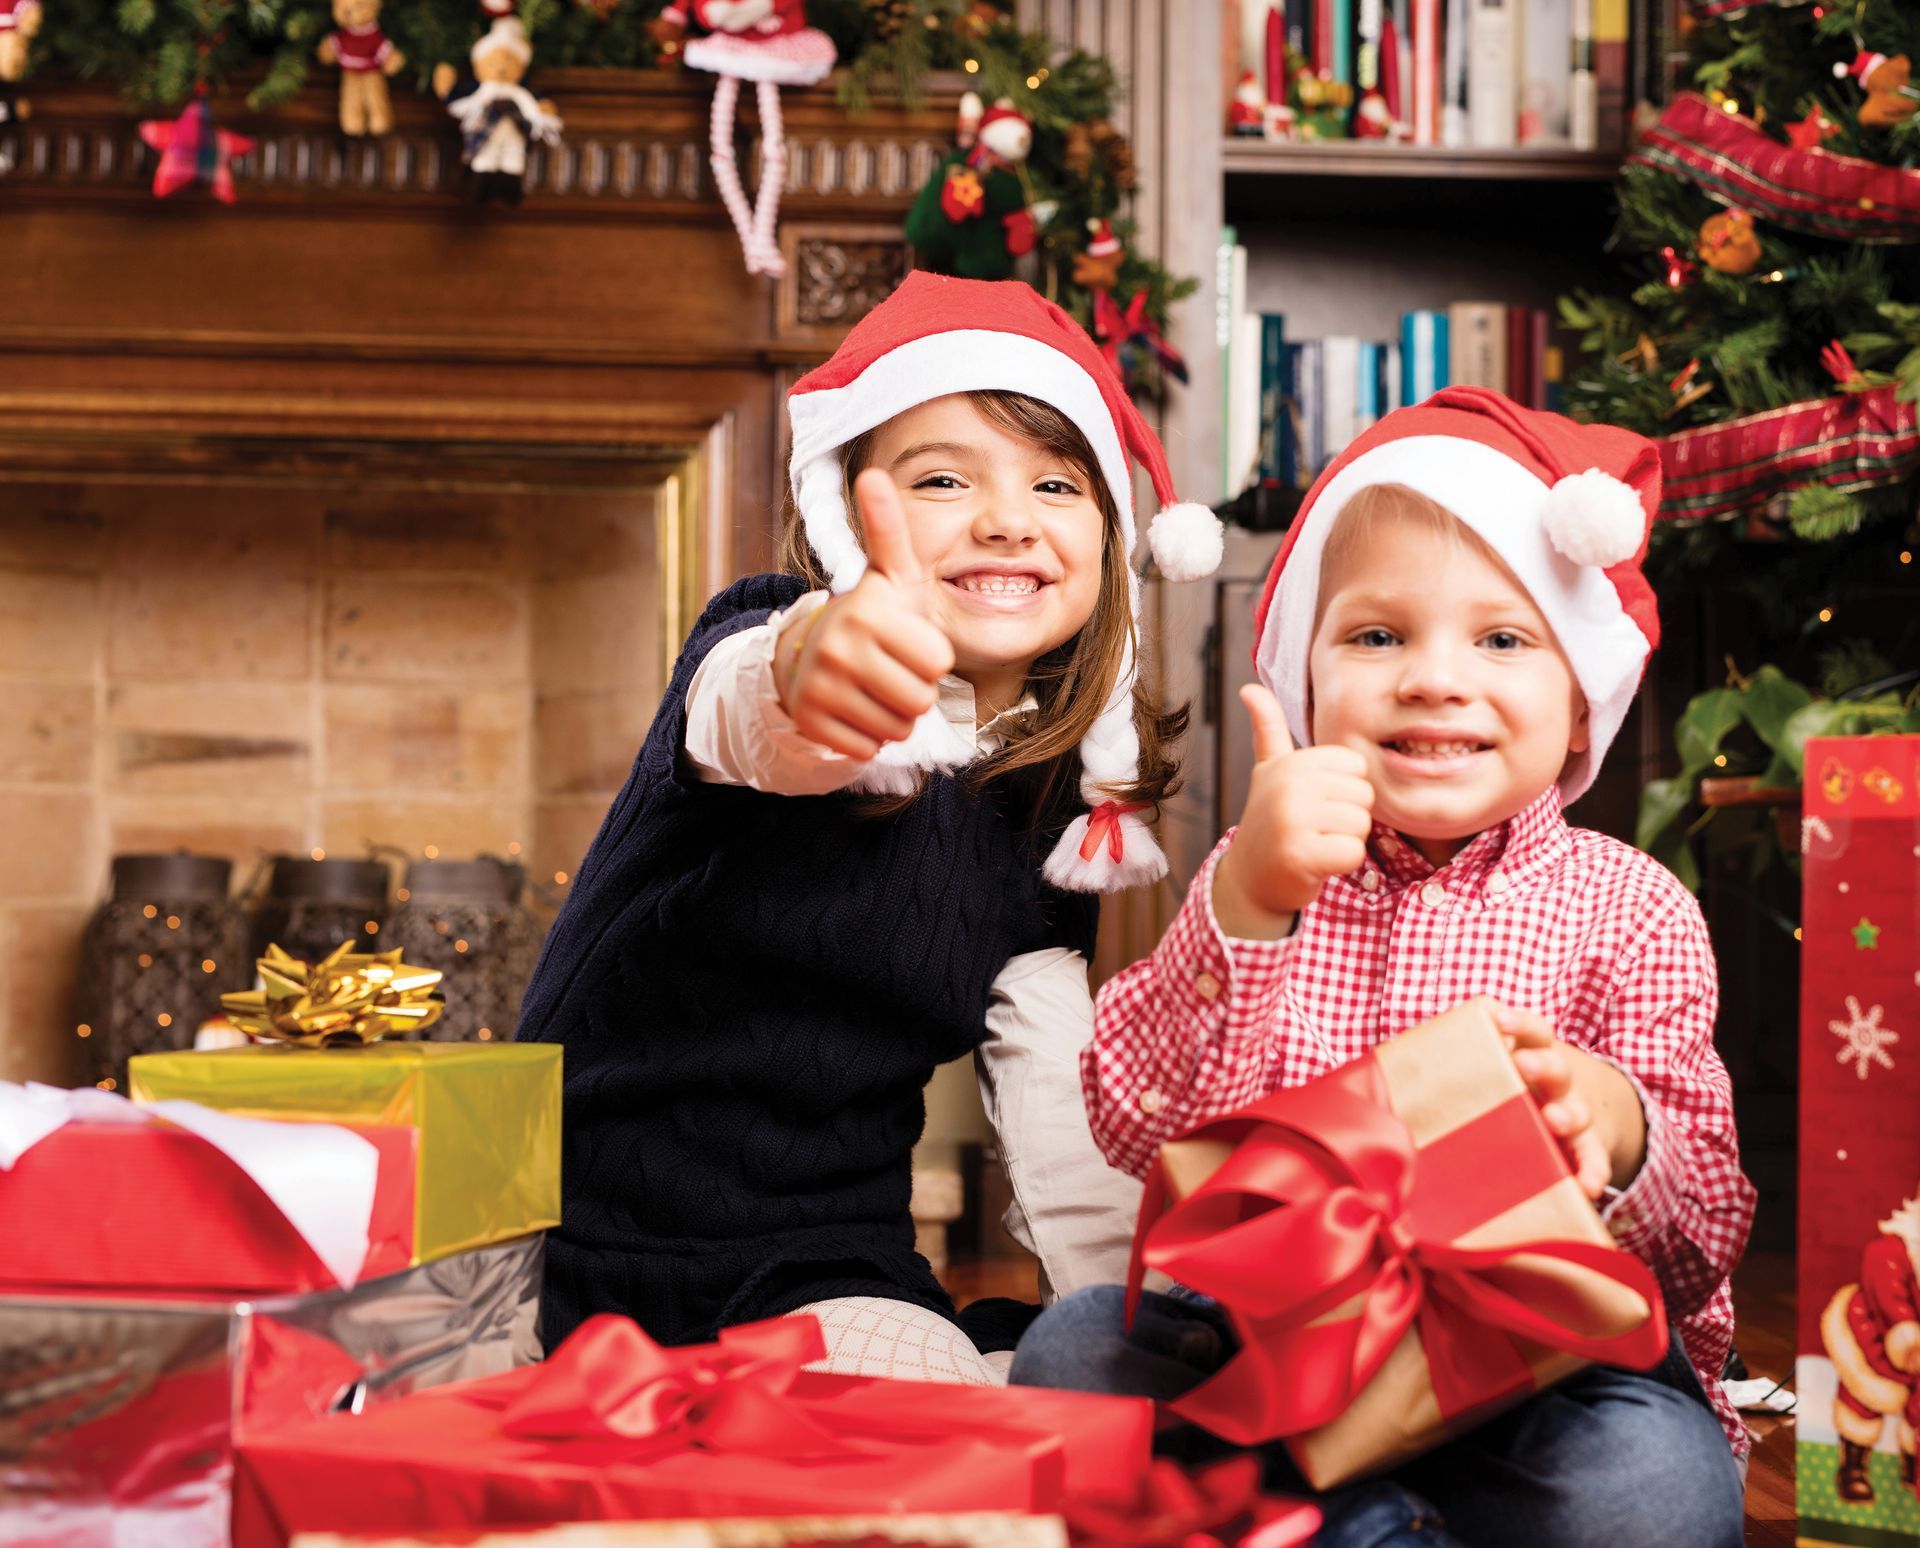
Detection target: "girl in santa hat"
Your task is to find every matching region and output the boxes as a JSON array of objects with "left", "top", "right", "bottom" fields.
[
  {"left": 1013, "top": 387, "right": 1755, "bottom": 1548},
  {"left": 516, "top": 272, "right": 1224, "bottom": 1381}
]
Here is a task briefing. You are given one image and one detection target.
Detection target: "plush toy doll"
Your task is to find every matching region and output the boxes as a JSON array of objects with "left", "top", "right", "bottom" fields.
[
  {"left": 436, "top": 16, "right": 563, "bottom": 207},
  {"left": 1226, "top": 68, "right": 1265, "bottom": 136},
  {"left": 0, "top": 0, "right": 41, "bottom": 85},
  {"left": 905, "top": 95, "right": 1037, "bottom": 282},
  {"left": 1840, "top": 50, "right": 1920, "bottom": 130},
  {"left": 656, "top": 1, "right": 837, "bottom": 279},
  {"left": 317, "top": 0, "right": 405, "bottom": 138}
]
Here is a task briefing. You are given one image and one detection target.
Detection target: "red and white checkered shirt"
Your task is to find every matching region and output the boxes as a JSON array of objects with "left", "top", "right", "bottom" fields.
[{"left": 1085, "top": 786, "right": 1757, "bottom": 1458}]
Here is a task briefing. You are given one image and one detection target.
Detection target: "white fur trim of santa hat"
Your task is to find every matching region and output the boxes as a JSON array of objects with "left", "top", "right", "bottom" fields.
[
  {"left": 474, "top": 15, "right": 531, "bottom": 64},
  {"left": 787, "top": 273, "right": 1210, "bottom": 889}
]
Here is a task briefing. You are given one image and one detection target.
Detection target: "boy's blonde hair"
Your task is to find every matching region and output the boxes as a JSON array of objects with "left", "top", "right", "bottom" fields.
[{"left": 1316, "top": 482, "right": 1509, "bottom": 624}]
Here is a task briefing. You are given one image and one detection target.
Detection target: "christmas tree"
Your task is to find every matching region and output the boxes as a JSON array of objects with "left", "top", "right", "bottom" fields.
[{"left": 1560, "top": 0, "right": 1920, "bottom": 890}]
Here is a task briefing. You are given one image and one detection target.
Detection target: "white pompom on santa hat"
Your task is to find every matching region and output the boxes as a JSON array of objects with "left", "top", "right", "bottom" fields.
[
  {"left": 786, "top": 270, "right": 1223, "bottom": 892},
  {"left": 1251, "top": 384, "right": 1664, "bottom": 803}
]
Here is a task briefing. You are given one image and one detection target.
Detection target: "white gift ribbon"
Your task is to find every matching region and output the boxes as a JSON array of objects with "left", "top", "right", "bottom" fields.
[{"left": 0, "top": 1079, "right": 380, "bottom": 1289}]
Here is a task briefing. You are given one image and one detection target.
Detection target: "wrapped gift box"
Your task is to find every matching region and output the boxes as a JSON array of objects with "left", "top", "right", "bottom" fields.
[
  {"left": 1130, "top": 998, "right": 1669, "bottom": 1488},
  {"left": 129, "top": 1042, "right": 561, "bottom": 1266},
  {"left": 0, "top": 1120, "right": 417, "bottom": 1296},
  {"left": 1795, "top": 735, "right": 1920, "bottom": 1548},
  {"left": 233, "top": 1314, "right": 1155, "bottom": 1548},
  {"left": 0, "top": 1233, "right": 542, "bottom": 1548},
  {"left": 287, "top": 1516, "right": 1070, "bottom": 1548}
]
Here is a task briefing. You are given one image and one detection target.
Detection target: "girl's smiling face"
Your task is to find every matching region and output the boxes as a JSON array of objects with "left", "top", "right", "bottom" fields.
[{"left": 860, "top": 393, "right": 1108, "bottom": 710}]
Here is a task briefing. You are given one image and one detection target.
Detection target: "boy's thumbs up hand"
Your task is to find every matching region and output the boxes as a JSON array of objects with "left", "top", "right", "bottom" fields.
[
  {"left": 775, "top": 470, "right": 957, "bottom": 762},
  {"left": 1212, "top": 683, "right": 1376, "bottom": 939}
]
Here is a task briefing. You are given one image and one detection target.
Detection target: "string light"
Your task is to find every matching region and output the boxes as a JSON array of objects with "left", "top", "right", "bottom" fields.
[
  {"left": 553, "top": 871, "right": 569, "bottom": 885},
  {"left": 137, "top": 953, "right": 152, "bottom": 968},
  {"left": 1901, "top": 550, "right": 1913, "bottom": 565},
  {"left": 507, "top": 842, "right": 522, "bottom": 856},
  {"left": 1025, "top": 74, "right": 1040, "bottom": 89},
  {"left": 201, "top": 959, "right": 216, "bottom": 973},
  {"left": 1713, "top": 754, "right": 1728, "bottom": 767},
  {"left": 165, "top": 915, "right": 180, "bottom": 929},
  {"left": 1721, "top": 98, "right": 1739, "bottom": 114},
  {"left": 1818, "top": 606, "right": 1834, "bottom": 622},
  {"left": 963, "top": 57, "right": 979, "bottom": 72},
  {"left": 1794, "top": 927, "right": 1804, "bottom": 941},
  {"left": 454, "top": 939, "right": 470, "bottom": 954},
  {"left": 396, "top": 887, "right": 411, "bottom": 902},
  {"left": 365, "top": 920, "right": 380, "bottom": 935},
  {"left": 311, "top": 848, "right": 326, "bottom": 860},
  {"left": 477, "top": 1027, "right": 494, "bottom": 1041},
  {"left": 97, "top": 1078, "right": 116, "bottom": 1092},
  {"left": 424, "top": 845, "right": 439, "bottom": 859},
  {"left": 142, "top": 905, "right": 157, "bottom": 919},
  {"left": 156, "top": 1013, "right": 172, "bottom": 1028},
  {"left": 76, "top": 1023, "right": 92, "bottom": 1039}
]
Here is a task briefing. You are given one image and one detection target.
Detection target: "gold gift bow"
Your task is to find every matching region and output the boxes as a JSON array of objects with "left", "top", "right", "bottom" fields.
[{"left": 221, "top": 941, "right": 445, "bottom": 1047}]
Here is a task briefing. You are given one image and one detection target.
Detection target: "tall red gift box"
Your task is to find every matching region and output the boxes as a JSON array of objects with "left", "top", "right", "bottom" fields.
[{"left": 1797, "top": 734, "right": 1920, "bottom": 1547}]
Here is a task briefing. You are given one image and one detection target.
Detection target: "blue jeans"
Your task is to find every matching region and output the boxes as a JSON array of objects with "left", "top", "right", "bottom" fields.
[{"left": 1009, "top": 1286, "right": 1744, "bottom": 1548}]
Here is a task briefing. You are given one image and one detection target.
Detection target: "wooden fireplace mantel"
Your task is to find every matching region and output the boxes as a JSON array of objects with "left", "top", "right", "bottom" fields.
[{"left": 0, "top": 69, "right": 968, "bottom": 576}]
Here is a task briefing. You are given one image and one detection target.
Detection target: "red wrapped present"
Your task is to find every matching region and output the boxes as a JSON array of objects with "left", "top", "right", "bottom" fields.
[
  {"left": 233, "top": 1313, "right": 1156, "bottom": 1548},
  {"left": 1128, "top": 999, "right": 1669, "bottom": 1487},
  {"left": 0, "top": 1082, "right": 416, "bottom": 1294},
  {"left": 1796, "top": 735, "right": 1920, "bottom": 1547},
  {"left": 1063, "top": 1457, "right": 1320, "bottom": 1548}
]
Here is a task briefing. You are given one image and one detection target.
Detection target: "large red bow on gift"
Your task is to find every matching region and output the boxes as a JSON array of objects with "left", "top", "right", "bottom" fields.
[
  {"left": 1127, "top": 1058, "right": 1668, "bottom": 1446},
  {"left": 1093, "top": 290, "right": 1190, "bottom": 388},
  {"left": 503, "top": 1314, "right": 862, "bottom": 1462}
]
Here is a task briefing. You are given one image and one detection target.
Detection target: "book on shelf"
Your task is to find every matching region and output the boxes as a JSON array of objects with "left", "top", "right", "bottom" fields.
[
  {"left": 1226, "top": 299, "right": 1557, "bottom": 498},
  {"left": 1224, "top": 0, "right": 1641, "bottom": 153}
]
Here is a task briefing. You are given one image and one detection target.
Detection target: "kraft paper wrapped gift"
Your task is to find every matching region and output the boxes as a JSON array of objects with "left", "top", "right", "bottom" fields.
[
  {"left": 1128, "top": 998, "right": 1670, "bottom": 1488},
  {"left": 128, "top": 1041, "right": 560, "bottom": 1267}
]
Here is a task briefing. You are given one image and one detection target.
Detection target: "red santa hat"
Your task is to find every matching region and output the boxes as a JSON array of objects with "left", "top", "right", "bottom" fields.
[
  {"left": 787, "top": 271, "right": 1222, "bottom": 891},
  {"left": 1085, "top": 218, "right": 1121, "bottom": 257},
  {"left": 1251, "top": 385, "right": 1661, "bottom": 804},
  {"left": 1840, "top": 49, "right": 1892, "bottom": 85}
]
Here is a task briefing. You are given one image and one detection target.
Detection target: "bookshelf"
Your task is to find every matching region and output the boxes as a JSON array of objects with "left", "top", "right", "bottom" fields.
[{"left": 1220, "top": 141, "right": 1623, "bottom": 180}]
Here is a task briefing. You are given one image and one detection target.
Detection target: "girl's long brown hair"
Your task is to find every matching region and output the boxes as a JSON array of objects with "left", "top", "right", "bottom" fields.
[{"left": 778, "top": 389, "right": 1187, "bottom": 833}]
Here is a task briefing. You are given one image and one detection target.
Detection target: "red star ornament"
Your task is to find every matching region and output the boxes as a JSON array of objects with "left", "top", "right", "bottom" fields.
[
  {"left": 139, "top": 96, "right": 255, "bottom": 204},
  {"left": 1786, "top": 103, "right": 1837, "bottom": 149}
]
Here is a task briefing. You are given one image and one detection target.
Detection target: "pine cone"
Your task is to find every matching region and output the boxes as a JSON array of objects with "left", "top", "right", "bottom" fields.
[
  {"left": 867, "top": 0, "right": 914, "bottom": 41},
  {"left": 1090, "top": 120, "right": 1135, "bottom": 191},
  {"left": 1063, "top": 123, "right": 1094, "bottom": 177}
]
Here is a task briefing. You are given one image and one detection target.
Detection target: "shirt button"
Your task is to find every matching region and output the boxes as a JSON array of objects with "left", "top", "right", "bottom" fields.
[
  {"left": 1420, "top": 881, "right": 1446, "bottom": 907},
  {"left": 1487, "top": 873, "right": 1510, "bottom": 896},
  {"left": 1137, "top": 1087, "right": 1165, "bottom": 1116},
  {"left": 1194, "top": 971, "right": 1221, "bottom": 1002},
  {"left": 1359, "top": 871, "right": 1381, "bottom": 893}
]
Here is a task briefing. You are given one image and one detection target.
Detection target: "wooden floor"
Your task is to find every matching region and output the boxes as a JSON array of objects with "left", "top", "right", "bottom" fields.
[{"left": 947, "top": 1248, "right": 1798, "bottom": 1544}]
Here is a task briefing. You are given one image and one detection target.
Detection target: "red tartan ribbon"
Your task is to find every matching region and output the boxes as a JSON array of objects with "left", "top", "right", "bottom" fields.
[
  {"left": 1126, "top": 1057, "right": 1668, "bottom": 1446},
  {"left": 1079, "top": 800, "right": 1148, "bottom": 864},
  {"left": 1630, "top": 93, "right": 1920, "bottom": 243},
  {"left": 1657, "top": 385, "right": 1920, "bottom": 520},
  {"left": 1064, "top": 1457, "right": 1320, "bottom": 1548},
  {"left": 502, "top": 1314, "right": 864, "bottom": 1462}
]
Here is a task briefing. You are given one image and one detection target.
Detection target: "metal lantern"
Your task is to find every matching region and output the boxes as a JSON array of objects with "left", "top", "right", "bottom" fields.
[
  {"left": 75, "top": 854, "right": 251, "bottom": 1091},
  {"left": 385, "top": 859, "right": 539, "bottom": 1043},
  {"left": 248, "top": 856, "right": 390, "bottom": 968}
]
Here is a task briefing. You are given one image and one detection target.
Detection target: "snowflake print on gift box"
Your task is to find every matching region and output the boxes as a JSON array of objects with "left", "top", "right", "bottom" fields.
[{"left": 1831, "top": 996, "right": 1899, "bottom": 1080}]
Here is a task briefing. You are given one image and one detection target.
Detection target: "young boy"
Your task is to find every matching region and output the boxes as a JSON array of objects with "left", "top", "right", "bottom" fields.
[{"left": 1011, "top": 389, "right": 1756, "bottom": 1548}]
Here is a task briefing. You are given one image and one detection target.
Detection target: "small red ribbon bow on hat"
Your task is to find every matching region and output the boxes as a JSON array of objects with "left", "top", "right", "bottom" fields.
[
  {"left": 1064, "top": 1457, "right": 1322, "bottom": 1548},
  {"left": 502, "top": 1314, "right": 861, "bottom": 1461},
  {"left": 1080, "top": 800, "right": 1149, "bottom": 864}
]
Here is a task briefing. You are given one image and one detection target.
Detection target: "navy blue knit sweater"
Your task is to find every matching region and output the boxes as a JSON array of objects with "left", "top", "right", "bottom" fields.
[{"left": 516, "top": 574, "right": 1098, "bottom": 1352}]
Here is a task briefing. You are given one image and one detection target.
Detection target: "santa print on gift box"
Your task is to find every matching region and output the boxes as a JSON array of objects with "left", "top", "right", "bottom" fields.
[
  {"left": 0, "top": 0, "right": 40, "bottom": 110},
  {"left": 905, "top": 92, "right": 1038, "bottom": 283},
  {"left": 1822, "top": 1182, "right": 1920, "bottom": 1505},
  {"left": 654, "top": 0, "right": 837, "bottom": 279},
  {"left": 317, "top": 0, "right": 404, "bottom": 138},
  {"left": 434, "top": 16, "right": 562, "bottom": 207}
]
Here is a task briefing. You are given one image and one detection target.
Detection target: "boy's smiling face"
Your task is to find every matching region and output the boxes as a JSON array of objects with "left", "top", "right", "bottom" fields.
[{"left": 1307, "top": 492, "right": 1590, "bottom": 866}]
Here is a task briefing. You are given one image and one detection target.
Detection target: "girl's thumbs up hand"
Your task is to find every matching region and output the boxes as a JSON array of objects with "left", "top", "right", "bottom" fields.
[
  {"left": 1212, "top": 683, "right": 1376, "bottom": 939},
  {"left": 775, "top": 470, "right": 957, "bottom": 762}
]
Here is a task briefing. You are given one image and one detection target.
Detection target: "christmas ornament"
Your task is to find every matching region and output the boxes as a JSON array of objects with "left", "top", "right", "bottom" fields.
[
  {"left": 905, "top": 94, "right": 1036, "bottom": 281},
  {"left": 0, "top": 0, "right": 40, "bottom": 83},
  {"left": 955, "top": 1, "right": 996, "bottom": 39},
  {"left": 1786, "top": 102, "right": 1837, "bottom": 149},
  {"left": 139, "top": 95, "right": 255, "bottom": 204},
  {"left": 316, "top": 0, "right": 404, "bottom": 138},
  {"left": 1696, "top": 207, "right": 1761, "bottom": 276},
  {"left": 1665, "top": 357, "right": 1714, "bottom": 417},
  {"left": 1838, "top": 49, "right": 1920, "bottom": 130},
  {"left": 436, "top": 17, "right": 563, "bottom": 207},
  {"left": 1634, "top": 93, "right": 1920, "bottom": 243},
  {"left": 220, "top": 940, "right": 444, "bottom": 1048},
  {"left": 660, "top": 0, "right": 837, "bottom": 278},
  {"left": 1660, "top": 245, "right": 1700, "bottom": 288},
  {"left": 1093, "top": 287, "right": 1189, "bottom": 395},
  {"left": 1072, "top": 217, "right": 1124, "bottom": 291},
  {"left": 1818, "top": 339, "right": 1890, "bottom": 395},
  {"left": 1228, "top": 67, "right": 1265, "bottom": 137}
]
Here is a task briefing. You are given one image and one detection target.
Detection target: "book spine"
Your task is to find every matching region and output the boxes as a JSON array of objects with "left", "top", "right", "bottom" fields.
[
  {"left": 1529, "top": 308, "right": 1550, "bottom": 410},
  {"left": 1447, "top": 302, "right": 1507, "bottom": 391},
  {"left": 1230, "top": 310, "right": 1262, "bottom": 497},
  {"left": 1504, "top": 304, "right": 1532, "bottom": 406},
  {"left": 1355, "top": 340, "right": 1382, "bottom": 437},
  {"left": 1322, "top": 336, "right": 1361, "bottom": 460},
  {"left": 1442, "top": 0, "right": 1471, "bottom": 147},
  {"left": 1594, "top": 0, "right": 1628, "bottom": 153},
  {"left": 1217, "top": 228, "right": 1240, "bottom": 499},
  {"left": 1258, "top": 313, "right": 1288, "bottom": 486},
  {"left": 1313, "top": 0, "right": 1334, "bottom": 77},
  {"left": 1357, "top": 0, "right": 1382, "bottom": 91},
  {"left": 1401, "top": 309, "right": 1442, "bottom": 402},
  {"left": 1281, "top": 341, "right": 1303, "bottom": 487},
  {"left": 1301, "top": 340, "right": 1325, "bottom": 478},
  {"left": 1331, "top": 0, "right": 1355, "bottom": 91},
  {"left": 1466, "top": 0, "right": 1516, "bottom": 149},
  {"left": 1412, "top": 0, "right": 1440, "bottom": 144},
  {"left": 1570, "top": 0, "right": 1596, "bottom": 150},
  {"left": 1519, "top": 0, "right": 1570, "bottom": 144}
]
